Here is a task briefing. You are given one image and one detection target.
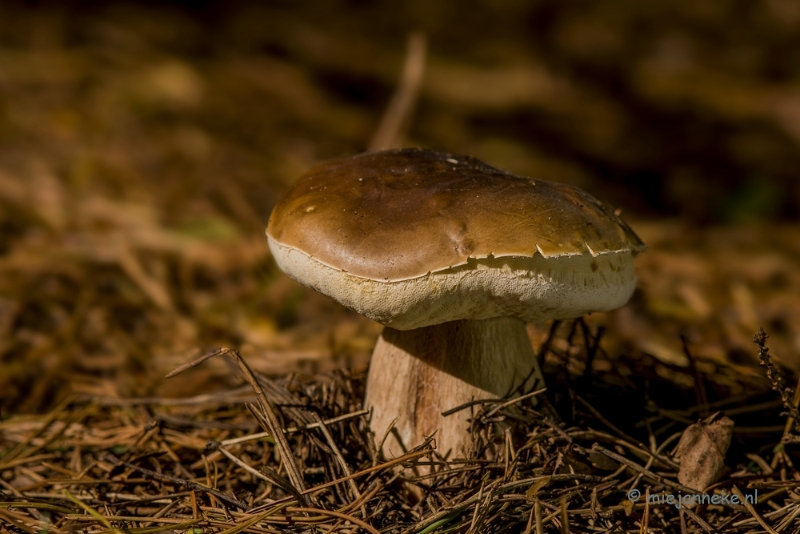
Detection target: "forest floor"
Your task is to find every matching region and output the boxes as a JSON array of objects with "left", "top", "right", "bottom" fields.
[{"left": 2, "top": 3, "right": 800, "bottom": 533}]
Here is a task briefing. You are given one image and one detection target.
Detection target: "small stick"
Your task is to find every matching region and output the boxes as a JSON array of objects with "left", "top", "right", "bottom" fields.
[
  {"left": 244, "top": 446, "right": 431, "bottom": 510},
  {"left": 285, "top": 507, "right": 380, "bottom": 534},
  {"left": 523, "top": 503, "right": 535, "bottom": 534},
  {"left": 679, "top": 508, "right": 688, "bottom": 534},
  {"left": 369, "top": 32, "right": 427, "bottom": 150},
  {"left": 164, "top": 348, "right": 225, "bottom": 380},
  {"left": 578, "top": 319, "right": 604, "bottom": 388},
  {"left": 63, "top": 490, "right": 123, "bottom": 534},
  {"left": 784, "top": 375, "right": 800, "bottom": 441},
  {"left": 442, "top": 398, "right": 505, "bottom": 417},
  {"left": 483, "top": 389, "right": 548, "bottom": 419},
  {"left": 443, "top": 389, "right": 546, "bottom": 418},
  {"left": 406, "top": 474, "right": 600, "bottom": 533},
  {"left": 732, "top": 485, "right": 778, "bottom": 534},
  {"left": 755, "top": 329, "right": 800, "bottom": 434},
  {"left": 560, "top": 495, "right": 570, "bottom": 534},
  {"left": 535, "top": 498, "right": 544, "bottom": 534},
  {"left": 309, "top": 412, "right": 363, "bottom": 505},
  {"left": 467, "top": 481, "right": 486, "bottom": 534},
  {"left": 700, "top": 508, "right": 743, "bottom": 532},
  {"left": 538, "top": 320, "right": 561, "bottom": 366},
  {"left": 190, "top": 490, "right": 198, "bottom": 520},
  {"left": 639, "top": 487, "right": 649, "bottom": 534},
  {"left": 219, "top": 409, "right": 369, "bottom": 446},
  {"left": 682, "top": 335, "right": 709, "bottom": 418},
  {"left": 213, "top": 445, "right": 304, "bottom": 505},
  {"left": 167, "top": 348, "right": 307, "bottom": 501},
  {"left": 591, "top": 445, "right": 697, "bottom": 494},
  {"left": 116, "top": 459, "right": 247, "bottom": 510}
]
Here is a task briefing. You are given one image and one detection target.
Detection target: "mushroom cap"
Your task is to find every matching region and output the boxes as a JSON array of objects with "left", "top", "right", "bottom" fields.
[{"left": 267, "top": 148, "right": 646, "bottom": 330}]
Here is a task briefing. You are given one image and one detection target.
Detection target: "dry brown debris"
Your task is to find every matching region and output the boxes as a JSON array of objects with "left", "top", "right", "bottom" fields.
[
  {"left": 3, "top": 3, "right": 800, "bottom": 532},
  {"left": 2, "top": 325, "right": 800, "bottom": 533}
]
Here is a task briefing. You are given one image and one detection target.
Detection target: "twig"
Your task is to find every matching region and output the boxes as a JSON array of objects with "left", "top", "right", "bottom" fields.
[
  {"left": 591, "top": 445, "right": 697, "bottom": 494},
  {"left": 755, "top": 329, "right": 800, "bottom": 435},
  {"left": 213, "top": 445, "right": 305, "bottom": 505},
  {"left": 285, "top": 506, "right": 380, "bottom": 534},
  {"left": 578, "top": 319, "right": 605, "bottom": 389},
  {"left": 309, "top": 412, "right": 363, "bottom": 504},
  {"left": 537, "top": 320, "right": 561, "bottom": 368},
  {"left": 115, "top": 458, "right": 248, "bottom": 510},
  {"left": 640, "top": 487, "right": 649, "bottom": 534},
  {"left": 482, "top": 389, "right": 548, "bottom": 419},
  {"left": 167, "top": 348, "right": 307, "bottom": 501},
  {"left": 369, "top": 32, "right": 427, "bottom": 150},
  {"left": 682, "top": 335, "right": 709, "bottom": 418},
  {"left": 443, "top": 390, "right": 546, "bottom": 418},
  {"left": 219, "top": 409, "right": 369, "bottom": 446},
  {"left": 407, "top": 474, "right": 601, "bottom": 533},
  {"left": 534, "top": 498, "right": 543, "bottom": 534},
  {"left": 467, "top": 481, "right": 486, "bottom": 534},
  {"left": 63, "top": 490, "right": 124, "bottom": 534},
  {"left": 732, "top": 485, "right": 778, "bottom": 534},
  {"left": 682, "top": 506, "right": 718, "bottom": 534},
  {"left": 560, "top": 495, "right": 570, "bottom": 534}
]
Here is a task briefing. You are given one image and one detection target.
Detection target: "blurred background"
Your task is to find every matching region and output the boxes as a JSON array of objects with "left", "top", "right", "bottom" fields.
[{"left": 2, "top": 0, "right": 799, "bottom": 414}]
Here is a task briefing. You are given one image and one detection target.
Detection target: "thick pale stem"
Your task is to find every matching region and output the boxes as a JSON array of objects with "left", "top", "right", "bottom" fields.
[{"left": 364, "top": 317, "right": 544, "bottom": 458}]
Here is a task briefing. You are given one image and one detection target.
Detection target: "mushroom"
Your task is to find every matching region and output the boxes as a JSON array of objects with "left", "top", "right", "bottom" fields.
[{"left": 266, "top": 148, "right": 645, "bottom": 457}]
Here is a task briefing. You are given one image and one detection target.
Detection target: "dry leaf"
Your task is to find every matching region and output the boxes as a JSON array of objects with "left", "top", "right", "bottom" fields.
[{"left": 674, "top": 412, "right": 734, "bottom": 491}]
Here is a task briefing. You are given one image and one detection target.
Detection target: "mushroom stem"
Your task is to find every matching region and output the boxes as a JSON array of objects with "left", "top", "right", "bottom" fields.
[{"left": 365, "top": 316, "right": 544, "bottom": 457}]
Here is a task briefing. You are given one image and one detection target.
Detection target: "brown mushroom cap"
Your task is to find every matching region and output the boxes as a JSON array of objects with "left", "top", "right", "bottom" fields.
[
  {"left": 267, "top": 148, "right": 645, "bottom": 330},
  {"left": 268, "top": 148, "right": 644, "bottom": 280}
]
